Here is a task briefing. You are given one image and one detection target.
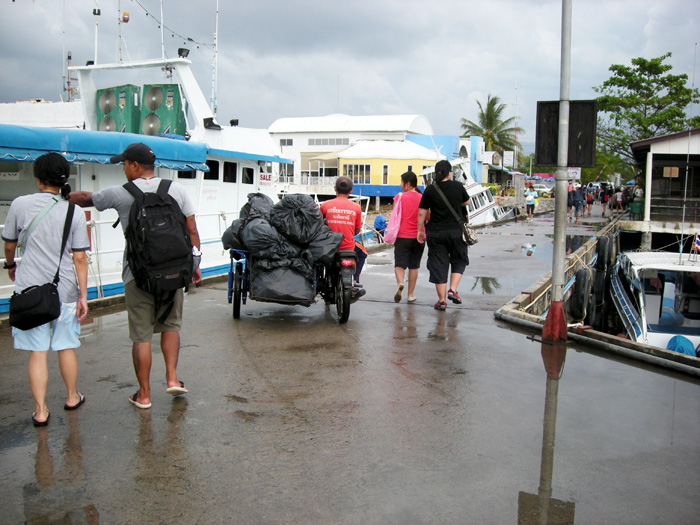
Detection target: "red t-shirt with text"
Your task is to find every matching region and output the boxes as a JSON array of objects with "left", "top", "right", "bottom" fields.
[{"left": 320, "top": 197, "right": 362, "bottom": 251}]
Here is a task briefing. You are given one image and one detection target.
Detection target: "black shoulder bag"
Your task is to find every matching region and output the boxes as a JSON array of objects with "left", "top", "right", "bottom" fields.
[
  {"left": 9, "top": 203, "right": 76, "bottom": 331},
  {"left": 432, "top": 182, "right": 478, "bottom": 246}
]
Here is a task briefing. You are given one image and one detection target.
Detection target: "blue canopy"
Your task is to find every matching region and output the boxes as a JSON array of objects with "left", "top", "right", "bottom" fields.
[{"left": 0, "top": 124, "right": 209, "bottom": 171}]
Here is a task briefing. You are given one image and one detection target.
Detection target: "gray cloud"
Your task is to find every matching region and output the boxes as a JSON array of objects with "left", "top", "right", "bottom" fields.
[{"left": 1, "top": 0, "right": 698, "bottom": 151}]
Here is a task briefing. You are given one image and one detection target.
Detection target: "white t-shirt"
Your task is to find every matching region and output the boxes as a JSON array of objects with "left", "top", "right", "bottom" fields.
[{"left": 2, "top": 192, "right": 90, "bottom": 302}]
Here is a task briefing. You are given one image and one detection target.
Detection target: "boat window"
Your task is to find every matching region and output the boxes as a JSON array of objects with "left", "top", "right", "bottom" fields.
[
  {"left": 485, "top": 191, "right": 494, "bottom": 203},
  {"left": 242, "top": 167, "right": 254, "bottom": 185},
  {"left": 280, "top": 138, "right": 293, "bottom": 147},
  {"left": 468, "top": 200, "right": 476, "bottom": 212},
  {"left": 177, "top": 170, "right": 196, "bottom": 179},
  {"left": 205, "top": 160, "right": 219, "bottom": 180},
  {"left": 223, "top": 162, "right": 236, "bottom": 183},
  {"left": 382, "top": 165, "right": 388, "bottom": 185},
  {"left": 407, "top": 165, "right": 413, "bottom": 173}
]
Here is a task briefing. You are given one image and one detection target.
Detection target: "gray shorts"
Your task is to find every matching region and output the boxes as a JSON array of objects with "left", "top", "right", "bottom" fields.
[{"left": 125, "top": 280, "right": 184, "bottom": 343}]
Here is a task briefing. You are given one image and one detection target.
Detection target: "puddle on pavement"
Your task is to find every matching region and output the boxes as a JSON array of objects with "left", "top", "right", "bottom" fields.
[{"left": 459, "top": 276, "right": 539, "bottom": 295}]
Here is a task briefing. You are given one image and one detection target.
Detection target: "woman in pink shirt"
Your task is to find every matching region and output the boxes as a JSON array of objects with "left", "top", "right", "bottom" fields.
[{"left": 392, "top": 171, "right": 427, "bottom": 303}]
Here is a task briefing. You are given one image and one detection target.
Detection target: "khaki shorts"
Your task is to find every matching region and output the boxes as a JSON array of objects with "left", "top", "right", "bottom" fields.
[{"left": 125, "top": 280, "right": 184, "bottom": 343}]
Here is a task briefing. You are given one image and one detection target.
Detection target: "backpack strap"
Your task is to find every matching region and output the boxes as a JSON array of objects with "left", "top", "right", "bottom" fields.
[
  {"left": 122, "top": 180, "right": 144, "bottom": 200},
  {"left": 156, "top": 179, "right": 172, "bottom": 198},
  {"left": 53, "top": 203, "right": 75, "bottom": 285}
]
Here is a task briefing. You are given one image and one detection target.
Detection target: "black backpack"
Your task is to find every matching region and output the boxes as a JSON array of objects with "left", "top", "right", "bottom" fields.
[{"left": 123, "top": 179, "right": 193, "bottom": 322}]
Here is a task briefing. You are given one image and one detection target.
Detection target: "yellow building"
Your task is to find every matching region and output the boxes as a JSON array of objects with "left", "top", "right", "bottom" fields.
[{"left": 337, "top": 140, "right": 441, "bottom": 196}]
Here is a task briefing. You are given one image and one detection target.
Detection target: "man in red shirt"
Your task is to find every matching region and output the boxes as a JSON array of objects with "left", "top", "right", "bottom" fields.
[{"left": 320, "top": 176, "right": 367, "bottom": 299}]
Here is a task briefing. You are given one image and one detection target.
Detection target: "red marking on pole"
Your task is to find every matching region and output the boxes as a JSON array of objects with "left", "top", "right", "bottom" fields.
[{"left": 543, "top": 300, "right": 567, "bottom": 343}]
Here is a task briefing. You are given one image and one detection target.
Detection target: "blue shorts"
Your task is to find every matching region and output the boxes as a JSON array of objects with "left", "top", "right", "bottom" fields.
[{"left": 12, "top": 302, "right": 81, "bottom": 351}]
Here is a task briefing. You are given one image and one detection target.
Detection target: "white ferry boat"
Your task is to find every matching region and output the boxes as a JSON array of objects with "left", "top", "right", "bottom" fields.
[{"left": 0, "top": 57, "right": 291, "bottom": 313}]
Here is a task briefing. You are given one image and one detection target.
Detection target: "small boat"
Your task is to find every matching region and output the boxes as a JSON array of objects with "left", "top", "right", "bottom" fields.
[
  {"left": 610, "top": 251, "right": 700, "bottom": 354},
  {"left": 421, "top": 158, "right": 514, "bottom": 226}
]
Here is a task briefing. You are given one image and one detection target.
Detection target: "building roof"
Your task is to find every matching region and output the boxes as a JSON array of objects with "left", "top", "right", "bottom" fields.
[
  {"left": 268, "top": 114, "right": 433, "bottom": 135},
  {"left": 629, "top": 128, "right": 700, "bottom": 165},
  {"left": 338, "top": 140, "right": 442, "bottom": 161}
]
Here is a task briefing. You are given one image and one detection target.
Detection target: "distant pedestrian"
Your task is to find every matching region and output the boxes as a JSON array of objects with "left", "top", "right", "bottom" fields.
[
  {"left": 572, "top": 185, "right": 585, "bottom": 224},
  {"left": 3, "top": 153, "right": 90, "bottom": 426},
  {"left": 524, "top": 183, "right": 537, "bottom": 223},
  {"left": 391, "top": 171, "right": 425, "bottom": 304},
  {"left": 416, "top": 160, "right": 471, "bottom": 311},
  {"left": 614, "top": 188, "right": 623, "bottom": 215}
]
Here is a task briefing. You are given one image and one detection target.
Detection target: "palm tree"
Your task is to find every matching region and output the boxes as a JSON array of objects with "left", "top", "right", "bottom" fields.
[{"left": 461, "top": 94, "right": 521, "bottom": 158}]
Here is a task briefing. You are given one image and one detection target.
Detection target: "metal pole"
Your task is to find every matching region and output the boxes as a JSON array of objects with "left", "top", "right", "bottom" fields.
[{"left": 543, "top": 0, "right": 571, "bottom": 343}]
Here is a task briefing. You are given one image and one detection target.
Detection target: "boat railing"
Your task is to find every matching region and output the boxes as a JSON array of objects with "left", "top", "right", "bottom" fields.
[{"left": 648, "top": 197, "right": 700, "bottom": 223}]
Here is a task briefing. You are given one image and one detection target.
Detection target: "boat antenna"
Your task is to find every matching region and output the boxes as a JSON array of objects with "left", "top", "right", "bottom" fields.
[
  {"left": 211, "top": 0, "right": 219, "bottom": 115},
  {"left": 160, "top": 0, "right": 165, "bottom": 59},
  {"left": 93, "top": 0, "right": 100, "bottom": 64},
  {"left": 680, "top": 42, "right": 698, "bottom": 263}
]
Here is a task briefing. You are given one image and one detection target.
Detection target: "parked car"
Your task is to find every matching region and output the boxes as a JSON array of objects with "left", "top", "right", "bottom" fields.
[{"left": 530, "top": 184, "right": 554, "bottom": 196}]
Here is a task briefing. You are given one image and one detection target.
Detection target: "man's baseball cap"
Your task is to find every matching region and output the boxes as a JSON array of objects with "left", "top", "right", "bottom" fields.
[
  {"left": 110, "top": 143, "right": 156, "bottom": 165},
  {"left": 335, "top": 176, "right": 353, "bottom": 193}
]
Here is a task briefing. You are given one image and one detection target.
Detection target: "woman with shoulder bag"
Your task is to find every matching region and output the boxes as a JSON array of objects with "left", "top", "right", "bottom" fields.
[
  {"left": 416, "top": 160, "right": 471, "bottom": 311},
  {"left": 2, "top": 153, "right": 90, "bottom": 427}
]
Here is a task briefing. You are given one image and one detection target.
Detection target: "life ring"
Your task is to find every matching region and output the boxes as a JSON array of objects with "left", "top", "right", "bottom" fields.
[{"left": 570, "top": 267, "right": 592, "bottom": 322}]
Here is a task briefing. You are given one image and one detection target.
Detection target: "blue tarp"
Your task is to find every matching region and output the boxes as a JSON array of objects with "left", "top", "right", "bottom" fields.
[{"left": 0, "top": 124, "right": 209, "bottom": 171}]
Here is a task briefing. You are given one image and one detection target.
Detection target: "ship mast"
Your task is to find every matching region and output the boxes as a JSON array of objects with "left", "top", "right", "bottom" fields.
[{"left": 211, "top": 0, "right": 219, "bottom": 115}]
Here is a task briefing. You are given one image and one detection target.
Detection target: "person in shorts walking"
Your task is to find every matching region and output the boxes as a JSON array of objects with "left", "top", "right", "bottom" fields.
[
  {"left": 70, "top": 143, "right": 201, "bottom": 410},
  {"left": 392, "top": 171, "right": 425, "bottom": 303},
  {"left": 416, "top": 160, "right": 471, "bottom": 310},
  {"left": 3, "top": 153, "right": 89, "bottom": 426}
]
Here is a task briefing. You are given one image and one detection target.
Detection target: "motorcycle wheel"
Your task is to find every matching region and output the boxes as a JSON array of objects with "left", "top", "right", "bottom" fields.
[
  {"left": 335, "top": 275, "right": 351, "bottom": 323},
  {"left": 233, "top": 263, "right": 242, "bottom": 319}
]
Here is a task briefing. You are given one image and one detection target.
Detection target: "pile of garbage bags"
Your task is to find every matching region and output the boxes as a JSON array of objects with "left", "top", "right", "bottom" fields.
[{"left": 222, "top": 193, "right": 343, "bottom": 304}]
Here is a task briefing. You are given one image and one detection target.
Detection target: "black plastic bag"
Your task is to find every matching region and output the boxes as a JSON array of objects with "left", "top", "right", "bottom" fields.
[
  {"left": 240, "top": 193, "right": 274, "bottom": 224},
  {"left": 269, "top": 194, "right": 324, "bottom": 246},
  {"left": 221, "top": 218, "right": 245, "bottom": 250},
  {"left": 240, "top": 218, "right": 284, "bottom": 258},
  {"left": 307, "top": 226, "right": 343, "bottom": 265},
  {"left": 250, "top": 267, "right": 315, "bottom": 304}
]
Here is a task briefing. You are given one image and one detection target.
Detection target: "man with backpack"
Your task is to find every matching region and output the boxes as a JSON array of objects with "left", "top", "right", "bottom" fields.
[{"left": 70, "top": 143, "right": 201, "bottom": 410}]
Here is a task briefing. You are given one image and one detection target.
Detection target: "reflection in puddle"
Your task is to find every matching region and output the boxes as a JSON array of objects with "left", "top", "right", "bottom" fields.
[{"left": 459, "top": 276, "right": 535, "bottom": 295}]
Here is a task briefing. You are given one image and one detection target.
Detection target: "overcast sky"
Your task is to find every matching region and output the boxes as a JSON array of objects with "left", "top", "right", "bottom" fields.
[{"left": 1, "top": 0, "right": 698, "bottom": 152}]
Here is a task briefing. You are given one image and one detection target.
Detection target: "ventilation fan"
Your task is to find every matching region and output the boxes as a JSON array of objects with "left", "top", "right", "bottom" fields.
[
  {"left": 99, "top": 116, "right": 117, "bottom": 132},
  {"left": 141, "top": 113, "right": 161, "bottom": 135},
  {"left": 144, "top": 86, "right": 164, "bottom": 111},
  {"left": 98, "top": 90, "right": 116, "bottom": 114}
]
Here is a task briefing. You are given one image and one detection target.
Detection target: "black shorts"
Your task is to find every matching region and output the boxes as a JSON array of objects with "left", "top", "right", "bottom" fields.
[
  {"left": 526, "top": 203, "right": 535, "bottom": 214},
  {"left": 394, "top": 237, "right": 425, "bottom": 270},
  {"left": 425, "top": 229, "right": 469, "bottom": 284}
]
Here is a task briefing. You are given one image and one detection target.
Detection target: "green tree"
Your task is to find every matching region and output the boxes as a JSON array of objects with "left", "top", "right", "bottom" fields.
[
  {"left": 594, "top": 52, "right": 700, "bottom": 162},
  {"left": 581, "top": 151, "right": 635, "bottom": 185},
  {"left": 460, "top": 94, "right": 523, "bottom": 162}
]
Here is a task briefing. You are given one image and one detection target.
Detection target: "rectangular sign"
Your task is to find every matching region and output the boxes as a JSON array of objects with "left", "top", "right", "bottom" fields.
[{"left": 567, "top": 167, "right": 581, "bottom": 180}]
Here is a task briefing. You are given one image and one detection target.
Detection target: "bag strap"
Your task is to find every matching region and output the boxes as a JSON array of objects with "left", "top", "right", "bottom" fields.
[
  {"left": 432, "top": 182, "right": 469, "bottom": 227},
  {"left": 52, "top": 203, "right": 75, "bottom": 285},
  {"left": 18, "top": 194, "right": 61, "bottom": 255}
]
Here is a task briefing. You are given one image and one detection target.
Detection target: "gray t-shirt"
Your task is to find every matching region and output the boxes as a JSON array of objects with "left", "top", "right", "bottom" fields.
[
  {"left": 90, "top": 177, "right": 195, "bottom": 284},
  {"left": 2, "top": 192, "right": 90, "bottom": 302}
]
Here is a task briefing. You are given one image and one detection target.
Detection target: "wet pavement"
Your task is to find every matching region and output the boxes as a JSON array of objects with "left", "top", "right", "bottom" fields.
[{"left": 1, "top": 213, "right": 699, "bottom": 524}]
